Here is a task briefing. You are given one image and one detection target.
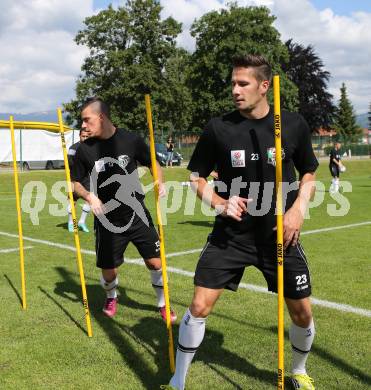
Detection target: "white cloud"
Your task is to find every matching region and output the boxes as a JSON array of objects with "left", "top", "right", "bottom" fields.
[
  {"left": 0, "top": 0, "right": 369, "bottom": 114},
  {"left": 0, "top": 0, "right": 93, "bottom": 113},
  {"left": 161, "top": 0, "right": 370, "bottom": 114},
  {"left": 161, "top": 0, "right": 273, "bottom": 50},
  {"left": 272, "top": 0, "right": 371, "bottom": 113}
]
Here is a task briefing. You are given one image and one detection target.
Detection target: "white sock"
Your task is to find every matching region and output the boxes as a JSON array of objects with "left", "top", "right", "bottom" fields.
[
  {"left": 290, "top": 319, "right": 315, "bottom": 375},
  {"left": 78, "top": 203, "right": 91, "bottom": 224},
  {"left": 100, "top": 275, "right": 118, "bottom": 299},
  {"left": 334, "top": 178, "right": 339, "bottom": 192},
  {"left": 150, "top": 269, "right": 165, "bottom": 307},
  {"left": 67, "top": 203, "right": 73, "bottom": 225},
  {"left": 169, "top": 309, "right": 206, "bottom": 390}
]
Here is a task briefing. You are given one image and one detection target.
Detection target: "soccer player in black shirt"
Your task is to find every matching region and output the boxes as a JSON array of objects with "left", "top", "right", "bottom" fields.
[
  {"left": 329, "top": 142, "right": 344, "bottom": 193},
  {"left": 71, "top": 97, "right": 176, "bottom": 323},
  {"left": 66, "top": 129, "right": 91, "bottom": 233},
  {"left": 162, "top": 55, "right": 317, "bottom": 390}
]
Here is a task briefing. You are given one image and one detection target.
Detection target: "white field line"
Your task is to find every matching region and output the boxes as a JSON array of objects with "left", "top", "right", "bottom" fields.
[
  {"left": 0, "top": 231, "right": 96, "bottom": 255},
  {"left": 0, "top": 245, "right": 33, "bottom": 253},
  {"left": 1, "top": 220, "right": 371, "bottom": 318},
  {"left": 1, "top": 197, "right": 47, "bottom": 200},
  {"left": 301, "top": 221, "right": 371, "bottom": 235}
]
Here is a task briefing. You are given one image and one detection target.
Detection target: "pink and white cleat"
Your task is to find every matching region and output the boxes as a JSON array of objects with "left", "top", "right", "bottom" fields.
[
  {"left": 103, "top": 297, "right": 118, "bottom": 318},
  {"left": 159, "top": 306, "right": 177, "bottom": 324}
]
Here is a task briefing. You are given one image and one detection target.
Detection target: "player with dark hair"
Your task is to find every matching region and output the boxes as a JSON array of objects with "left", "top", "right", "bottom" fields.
[
  {"left": 162, "top": 54, "right": 318, "bottom": 390},
  {"left": 70, "top": 97, "right": 176, "bottom": 323}
]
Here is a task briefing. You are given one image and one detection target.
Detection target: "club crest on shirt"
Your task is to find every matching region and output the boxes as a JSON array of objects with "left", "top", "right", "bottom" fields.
[
  {"left": 118, "top": 154, "right": 130, "bottom": 169},
  {"left": 231, "top": 150, "right": 245, "bottom": 167},
  {"left": 267, "top": 147, "right": 285, "bottom": 166}
]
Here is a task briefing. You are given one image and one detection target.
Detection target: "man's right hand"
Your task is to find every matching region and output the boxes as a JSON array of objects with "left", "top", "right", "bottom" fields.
[
  {"left": 86, "top": 193, "right": 105, "bottom": 216},
  {"left": 217, "top": 196, "right": 253, "bottom": 221}
]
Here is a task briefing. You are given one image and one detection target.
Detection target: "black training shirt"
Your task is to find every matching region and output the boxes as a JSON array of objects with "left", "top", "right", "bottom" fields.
[
  {"left": 329, "top": 148, "right": 341, "bottom": 165},
  {"left": 71, "top": 128, "right": 152, "bottom": 223},
  {"left": 68, "top": 141, "right": 80, "bottom": 167},
  {"left": 188, "top": 108, "right": 318, "bottom": 245},
  {"left": 68, "top": 141, "right": 90, "bottom": 191}
]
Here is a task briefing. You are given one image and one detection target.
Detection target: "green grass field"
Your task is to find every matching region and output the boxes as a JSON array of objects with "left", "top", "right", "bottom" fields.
[{"left": 0, "top": 160, "right": 370, "bottom": 389}]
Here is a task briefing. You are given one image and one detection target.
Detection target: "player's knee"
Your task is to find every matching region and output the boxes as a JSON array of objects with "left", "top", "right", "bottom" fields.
[
  {"left": 290, "top": 310, "right": 312, "bottom": 327},
  {"left": 144, "top": 258, "right": 161, "bottom": 270},
  {"left": 190, "top": 298, "right": 213, "bottom": 318}
]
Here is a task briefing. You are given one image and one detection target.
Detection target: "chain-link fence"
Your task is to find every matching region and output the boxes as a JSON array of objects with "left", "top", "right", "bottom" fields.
[{"left": 312, "top": 134, "right": 370, "bottom": 158}]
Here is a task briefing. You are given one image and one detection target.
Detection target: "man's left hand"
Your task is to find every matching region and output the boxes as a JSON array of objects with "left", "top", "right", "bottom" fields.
[{"left": 282, "top": 206, "right": 304, "bottom": 249}]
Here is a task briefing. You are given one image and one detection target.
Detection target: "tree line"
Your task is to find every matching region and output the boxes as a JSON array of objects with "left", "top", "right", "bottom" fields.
[{"left": 64, "top": 0, "right": 362, "bottom": 142}]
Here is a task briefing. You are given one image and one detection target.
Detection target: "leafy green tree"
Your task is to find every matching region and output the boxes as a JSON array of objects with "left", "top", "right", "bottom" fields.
[
  {"left": 152, "top": 48, "right": 194, "bottom": 142},
  {"left": 64, "top": 0, "right": 186, "bottom": 138},
  {"left": 281, "top": 39, "right": 335, "bottom": 132},
  {"left": 188, "top": 3, "right": 298, "bottom": 130},
  {"left": 368, "top": 102, "right": 371, "bottom": 131},
  {"left": 333, "top": 83, "right": 362, "bottom": 142}
]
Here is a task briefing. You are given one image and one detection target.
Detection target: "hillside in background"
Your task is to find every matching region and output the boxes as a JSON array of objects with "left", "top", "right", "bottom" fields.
[
  {"left": 0, "top": 111, "right": 62, "bottom": 123},
  {"left": 356, "top": 113, "right": 368, "bottom": 128}
]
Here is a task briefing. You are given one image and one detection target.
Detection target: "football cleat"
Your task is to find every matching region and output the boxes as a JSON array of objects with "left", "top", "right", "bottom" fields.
[
  {"left": 158, "top": 306, "right": 177, "bottom": 324},
  {"left": 291, "top": 373, "right": 315, "bottom": 389},
  {"left": 78, "top": 222, "right": 89, "bottom": 233},
  {"left": 103, "top": 297, "right": 118, "bottom": 318}
]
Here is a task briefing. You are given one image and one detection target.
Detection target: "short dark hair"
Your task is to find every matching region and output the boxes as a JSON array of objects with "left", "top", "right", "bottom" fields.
[
  {"left": 232, "top": 54, "right": 272, "bottom": 84},
  {"left": 81, "top": 97, "right": 111, "bottom": 119}
]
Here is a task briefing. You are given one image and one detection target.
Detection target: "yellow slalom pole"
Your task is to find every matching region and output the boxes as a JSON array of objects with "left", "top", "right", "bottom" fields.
[
  {"left": 144, "top": 94, "right": 175, "bottom": 373},
  {"left": 9, "top": 116, "right": 27, "bottom": 309},
  {"left": 273, "top": 75, "right": 285, "bottom": 389},
  {"left": 57, "top": 109, "right": 93, "bottom": 338},
  {"left": 0, "top": 119, "right": 71, "bottom": 132}
]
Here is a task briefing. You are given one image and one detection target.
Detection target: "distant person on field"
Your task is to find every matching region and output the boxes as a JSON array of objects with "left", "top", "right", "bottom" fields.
[
  {"left": 166, "top": 137, "right": 174, "bottom": 167},
  {"left": 67, "top": 129, "right": 91, "bottom": 233},
  {"left": 329, "top": 141, "right": 345, "bottom": 193}
]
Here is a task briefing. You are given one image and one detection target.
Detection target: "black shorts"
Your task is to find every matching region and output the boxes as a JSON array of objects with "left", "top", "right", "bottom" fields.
[
  {"left": 194, "top": 237, "right": 311, "bottom": 299},
  {"left": 94, "top": 216, "right": 160, "bottom": 269},
  {"left": 329, "top": 164, "right": 339, "bottom": 178}
]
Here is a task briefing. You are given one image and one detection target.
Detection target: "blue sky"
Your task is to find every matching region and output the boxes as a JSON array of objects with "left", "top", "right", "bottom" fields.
[
  {"left": 0, "top": 0, "right": 370, "bottom": 114},
  {"left": 93, "top": 0, "right": 114, "bottom": 9},
  {"left": 310, "top": 0, "right": 371, "bottom": 16}
]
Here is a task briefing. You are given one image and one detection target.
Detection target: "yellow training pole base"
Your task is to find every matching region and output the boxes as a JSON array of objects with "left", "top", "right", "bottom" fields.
[{"left": 273, "top": 75, "right": 285, "bottom": 389}]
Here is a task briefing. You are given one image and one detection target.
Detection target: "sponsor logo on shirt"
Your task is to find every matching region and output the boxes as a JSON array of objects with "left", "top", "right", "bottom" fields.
[
  {"left": 267, "top": 147, "right": 285, "bottom": 167},
  {"left": 231, "top": 150, "right": 245, "bottom": 167},
  {"left": 95, "top": 159, "right": 105, "bottom": 172}
]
